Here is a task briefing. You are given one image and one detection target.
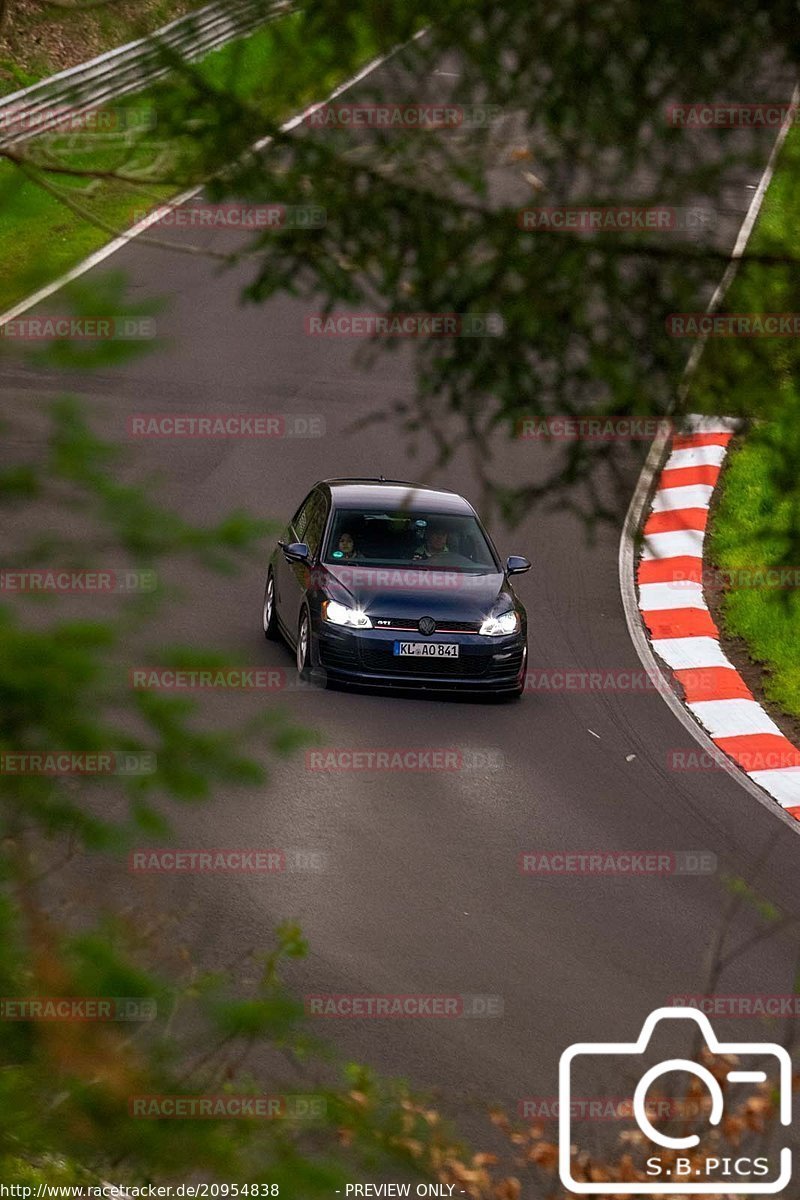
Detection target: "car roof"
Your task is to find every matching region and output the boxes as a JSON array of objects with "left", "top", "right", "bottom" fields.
[{"left": 321, "top": 479, "right": 475, "bottom": 515}]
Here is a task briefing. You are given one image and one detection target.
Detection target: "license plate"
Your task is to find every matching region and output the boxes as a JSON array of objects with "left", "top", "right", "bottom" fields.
[{"left": 393, "top": 641, "right": 460, "bottom": 658}]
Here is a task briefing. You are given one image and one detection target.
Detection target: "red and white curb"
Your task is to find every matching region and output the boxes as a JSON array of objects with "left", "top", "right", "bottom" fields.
[{"left": 636, "top": 415, "right": 800, "bottom": 820}]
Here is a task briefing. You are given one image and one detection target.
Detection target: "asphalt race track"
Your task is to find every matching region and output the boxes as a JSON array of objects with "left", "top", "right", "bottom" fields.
[{"left": 4, "top": 44, "right": 800, "bottom": 1163}]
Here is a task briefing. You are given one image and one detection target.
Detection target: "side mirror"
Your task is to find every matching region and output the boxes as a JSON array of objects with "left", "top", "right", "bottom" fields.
[
  {"left": 506, "top": 555, "right": 531, "bottom": 576},
  {"left": 282, "top": 541, "right": 311, "bottom": 565}
]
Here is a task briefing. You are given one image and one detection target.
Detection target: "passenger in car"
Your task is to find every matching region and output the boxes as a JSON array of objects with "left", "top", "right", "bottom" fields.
[{"left": 336, "top": 531, "right": 358, "bottom": 560}]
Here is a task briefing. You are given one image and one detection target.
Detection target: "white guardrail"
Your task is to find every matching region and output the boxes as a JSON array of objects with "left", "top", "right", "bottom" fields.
[{"left": 0, "top": 0, "right": 292, "bottom": 147}]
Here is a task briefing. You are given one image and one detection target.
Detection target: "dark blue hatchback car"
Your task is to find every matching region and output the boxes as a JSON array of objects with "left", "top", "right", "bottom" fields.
[{"left": 262, "top": 479, "right": 530, "bottom": 696}]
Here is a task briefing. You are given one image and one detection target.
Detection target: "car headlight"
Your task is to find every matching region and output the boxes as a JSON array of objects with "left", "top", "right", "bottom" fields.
[
  {"left": 479, "top": 609, "right": 520, "bottom": 637},
  {"left": 322, "top": 599, "right": 373, "bottom": 629}
]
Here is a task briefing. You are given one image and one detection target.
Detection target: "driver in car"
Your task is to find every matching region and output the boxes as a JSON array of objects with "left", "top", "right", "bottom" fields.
[{"left": 414, "top": 522, "right": 451, "bottom": 562}]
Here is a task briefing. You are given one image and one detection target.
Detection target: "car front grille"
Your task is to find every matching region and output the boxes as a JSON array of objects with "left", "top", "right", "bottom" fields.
[
  {"left": 484, "top": 646, "right": 525, "bottom": 679},
  {"left": 319, "top": 641, "right": 355, "bottom": 670},
  {"left": 372, "top": 617, "right": 481, "bottom": 634},
  {"left": 358, "top": 644, "right": 490, "bottom": 677}
]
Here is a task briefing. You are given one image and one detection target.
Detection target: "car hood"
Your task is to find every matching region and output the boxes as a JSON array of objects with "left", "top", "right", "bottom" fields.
[{"left": 318, "top": 563, "right": 512, "bottom": 622}]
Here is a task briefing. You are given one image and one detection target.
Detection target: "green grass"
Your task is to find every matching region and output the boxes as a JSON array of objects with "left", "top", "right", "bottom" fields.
[
  {"left": 699, "top": 123, "right": 800, "bottom": 720},
  {"left": 0, "top": 56, "right": 45, "bottom": 94},
  {"left": 708, "top": 414, "right": 800, "bottom": 718},
  {"left": 0, "top": 143, "right": 173, "bottom": 310},
  {"left": 0, "top": 12, "right": 383, "bottom": 311}
]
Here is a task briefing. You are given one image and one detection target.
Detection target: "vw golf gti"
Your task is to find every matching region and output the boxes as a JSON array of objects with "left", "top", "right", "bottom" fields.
[{"left": 262, "top": 479, "right": 530, "bottom": 695}]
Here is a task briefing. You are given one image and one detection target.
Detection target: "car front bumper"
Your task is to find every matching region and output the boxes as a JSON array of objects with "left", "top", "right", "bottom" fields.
[{"left": 316, "top": 624, "right": 526, "bottom": 693}]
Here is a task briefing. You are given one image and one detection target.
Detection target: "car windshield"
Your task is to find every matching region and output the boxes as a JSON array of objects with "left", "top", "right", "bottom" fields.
[{"left": 323, "top": 509, "right": 499, "bottom": 572}]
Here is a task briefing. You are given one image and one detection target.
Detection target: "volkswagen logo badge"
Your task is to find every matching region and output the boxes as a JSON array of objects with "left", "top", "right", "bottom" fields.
[{"left": 418, "top": 616, "right": 436, "bottom": 636}]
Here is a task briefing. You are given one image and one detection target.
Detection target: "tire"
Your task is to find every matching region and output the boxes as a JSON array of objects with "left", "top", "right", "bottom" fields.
[
  {"left": 262, "top": 571, "right": 280, "bottom": 641},
  {"left": 296, "top": 608, "right": 313, "bottom": 681}
]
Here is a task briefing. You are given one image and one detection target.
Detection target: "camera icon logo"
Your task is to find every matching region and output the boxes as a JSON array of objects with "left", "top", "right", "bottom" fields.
[{"left": 559, "top": 1006, "right": 791, "bottom": 1194}]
